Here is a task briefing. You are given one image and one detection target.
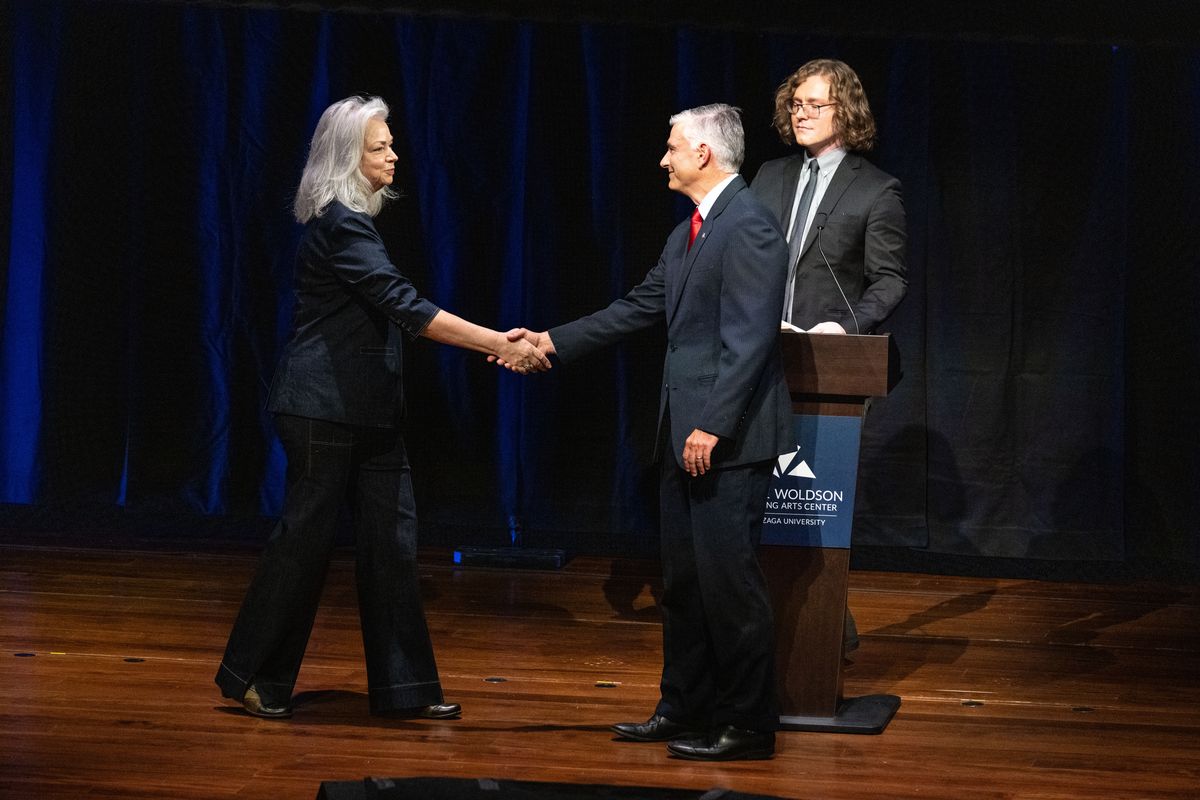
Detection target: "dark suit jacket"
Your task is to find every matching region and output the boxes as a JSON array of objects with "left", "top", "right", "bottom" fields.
[
  {"left": 267, "top": 201, "right": 440, "bottom": 427},
  {"left": 751, "top": 152, "right": 907, "bottom": 333},
  {"left": 550, "top": 176, "right": 795, "bottom": 469}
]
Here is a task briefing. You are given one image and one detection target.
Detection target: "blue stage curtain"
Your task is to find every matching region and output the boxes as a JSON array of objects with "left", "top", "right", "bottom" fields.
[
  {"left": 1, "top": 2, "right": 62, "bottom": 503},
  {"left": 1, "top": 1, "right": 1197, "bottom": 569}
]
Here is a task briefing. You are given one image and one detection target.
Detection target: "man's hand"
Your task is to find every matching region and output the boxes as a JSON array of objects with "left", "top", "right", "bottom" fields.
[
  {"left": 515, "top": 328, "right": 556, "bottom": 357},
  {"left": 489, "top": 328, "right": 556, "bottom": 370},
  {"left": 682, "top": 429, "right": 719, "bottom": 477},
  {"left": 806, "top": 321, "right": 847, "bottom": 334},
  {"left": 493, "top": 328, "right": 551, "bottom": 373}
]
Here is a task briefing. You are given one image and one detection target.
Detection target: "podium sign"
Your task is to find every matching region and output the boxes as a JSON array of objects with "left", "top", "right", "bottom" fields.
[{"left": 762, "top": 414, "right": 862, "bottom": 549}]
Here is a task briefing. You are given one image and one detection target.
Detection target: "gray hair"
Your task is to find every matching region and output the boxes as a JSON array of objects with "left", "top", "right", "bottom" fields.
[
  {"left": 294, "top": 95, "right": 397, "bottom": 223},
  {"left": 668, "top": 103, "right": 745, "bottom": 173}
]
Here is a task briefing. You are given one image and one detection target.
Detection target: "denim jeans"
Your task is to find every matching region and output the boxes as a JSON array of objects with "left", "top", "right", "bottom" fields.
[{"left": 215, "top": 414, "right": 443, "bottom": 713}]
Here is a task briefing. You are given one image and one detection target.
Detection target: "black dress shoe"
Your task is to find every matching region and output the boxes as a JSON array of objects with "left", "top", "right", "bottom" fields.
[
  {"left": 417, "top": 703, "right": 461, "bottom": 719},
  {"left": 375, "top": 702, "right": 462, "bottom": 719},
  {"left": 610, "top": 713, "right": 704, "bottom": 742},
  {"left": 666, "top": 725, "right": 775, "bottom": 761},
  {"left": 241, "top": 685, "right": 293, "bottom": 719}
]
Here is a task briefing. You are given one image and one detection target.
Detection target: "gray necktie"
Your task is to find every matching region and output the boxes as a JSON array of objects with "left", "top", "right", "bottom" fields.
[{"left": 783, "top": 159, "right": 819, "bottom": 323}]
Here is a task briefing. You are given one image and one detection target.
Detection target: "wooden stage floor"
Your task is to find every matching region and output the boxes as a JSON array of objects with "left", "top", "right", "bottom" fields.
[{"left": 1, "top": 537, "right": 1198, "bottom": 799}]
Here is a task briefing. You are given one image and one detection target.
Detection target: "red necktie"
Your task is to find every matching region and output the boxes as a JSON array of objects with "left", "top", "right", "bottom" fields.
[{"left": 688, "top": 208, "right": 702, "bottom": 250}]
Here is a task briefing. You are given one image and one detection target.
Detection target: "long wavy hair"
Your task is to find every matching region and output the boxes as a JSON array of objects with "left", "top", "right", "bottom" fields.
[
  {"left": 771, "top": 59, "right": 877, "bottom": 152},
  {"left": 294, "top": 95, "right": 397, "bottom": 223}
]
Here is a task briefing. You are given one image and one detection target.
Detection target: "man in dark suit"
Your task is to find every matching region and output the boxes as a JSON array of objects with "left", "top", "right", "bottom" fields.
[
  {"left": 752, "top": 59, "right": 908, "bottom": 652},
  {"left": 751, "top": 58, "right": 907, "bottom": 337},
  {"left": 513, "top": 104, "right": 793, "bottom": 760}
]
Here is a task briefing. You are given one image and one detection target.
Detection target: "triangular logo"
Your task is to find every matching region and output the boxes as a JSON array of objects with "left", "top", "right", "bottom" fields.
[{"left": 773, "top": 447, "right": 816, "bottom": 479}]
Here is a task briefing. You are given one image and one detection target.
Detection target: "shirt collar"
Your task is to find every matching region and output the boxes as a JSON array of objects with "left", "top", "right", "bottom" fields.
[
  {"left": 805, "top": 146, "right": 847, "bottom": 176},
  {"left": 696, "top": 173, "right": 739, "bottom": 219}
]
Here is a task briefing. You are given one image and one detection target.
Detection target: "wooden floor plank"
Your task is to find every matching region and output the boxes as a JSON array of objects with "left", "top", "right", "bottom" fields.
[{"left": 1, "top": 541, "right": 1198, "bottom": 800}]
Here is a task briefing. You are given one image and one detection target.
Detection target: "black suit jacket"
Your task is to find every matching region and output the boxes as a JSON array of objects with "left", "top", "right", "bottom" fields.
[
  {"left": 267, "top": 201, "right": 440, "bottom": 427},
  {"left": 751, "top": 152, "right": 907, "bottom": 333},
  {"left": 550, "top": 177, "right": 795, "bottom": 469}
]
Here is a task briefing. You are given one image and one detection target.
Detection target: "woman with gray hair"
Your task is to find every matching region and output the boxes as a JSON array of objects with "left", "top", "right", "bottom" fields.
[{"left": 215, "top": 95, "right": 547, "bottom": 721}]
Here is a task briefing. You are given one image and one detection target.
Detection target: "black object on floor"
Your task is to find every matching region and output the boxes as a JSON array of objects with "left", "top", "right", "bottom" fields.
[{"left": 317, "top": 777, "right": 788, "bottom": 800}]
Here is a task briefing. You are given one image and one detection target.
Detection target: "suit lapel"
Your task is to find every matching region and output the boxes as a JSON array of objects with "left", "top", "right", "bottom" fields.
[
  {"left": 668, "top": 177, "right": 745, "bottom": 324},
  {"left": 779, "top": 156, "right": 804, "bottom": 223},
  {"left": 798, "top": 153, "right": 860, "bottom": 258}
]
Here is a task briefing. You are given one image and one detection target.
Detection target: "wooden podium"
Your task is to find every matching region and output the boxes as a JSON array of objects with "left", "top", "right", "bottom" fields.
[{"left": 760, "top": 331, "right": 902, "bottom": 734}]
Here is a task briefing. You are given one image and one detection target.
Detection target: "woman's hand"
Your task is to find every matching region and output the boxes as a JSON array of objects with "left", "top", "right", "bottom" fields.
[
  {"left": 494, "top": 328, "right": 552, "bottom": 374},
  {"left": 420, "top": 312, "right": 551, "bottom": 374}
]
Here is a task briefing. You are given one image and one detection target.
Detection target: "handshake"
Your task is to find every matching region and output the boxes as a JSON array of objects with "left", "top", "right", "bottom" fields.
[{"left": 489, "top": 328, "right": 556, "bottom": 375}]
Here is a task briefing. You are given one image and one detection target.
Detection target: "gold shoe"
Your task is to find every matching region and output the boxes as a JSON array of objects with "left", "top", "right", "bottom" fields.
[{"left": 242, "top": 685, "right": 293, "bottom": 719}]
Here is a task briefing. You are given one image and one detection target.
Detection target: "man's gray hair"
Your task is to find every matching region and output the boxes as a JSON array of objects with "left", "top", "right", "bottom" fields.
[
  {"left": 668, "top": 103, "right": 745, "bottom": 173},
  {"left": 294, "top": 95, "right": 397, "bottom": 223}
]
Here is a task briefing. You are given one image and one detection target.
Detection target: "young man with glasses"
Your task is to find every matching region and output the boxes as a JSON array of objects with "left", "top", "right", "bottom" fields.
[
  {"left": 750, "top": 59, "right": 909, "bottom": 655},
  {"left": 751, "top": 58, "right": 907, "bottom": 338}
]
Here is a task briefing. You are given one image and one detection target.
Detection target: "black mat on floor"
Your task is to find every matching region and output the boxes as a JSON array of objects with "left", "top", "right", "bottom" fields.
[{"left": 316, "top": 778, "right": 787, "bottom": 800}]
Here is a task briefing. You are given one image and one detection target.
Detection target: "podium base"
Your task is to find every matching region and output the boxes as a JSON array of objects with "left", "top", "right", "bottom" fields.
[
  {"left": 452, "top": 546, "right": 569, "bottom": 570},
  {"left": 779, "top": 693, "right": 900, "bottom": 734}
]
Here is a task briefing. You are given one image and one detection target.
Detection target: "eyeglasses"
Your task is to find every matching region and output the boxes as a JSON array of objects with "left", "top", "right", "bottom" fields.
[{"left": 789, "top": 101, "right": 837, "bottom": 118}]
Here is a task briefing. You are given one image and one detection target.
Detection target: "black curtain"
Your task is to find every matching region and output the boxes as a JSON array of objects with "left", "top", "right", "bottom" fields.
[{"left": 1, "top": 0, "right": 1197, "bottom": 573}]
